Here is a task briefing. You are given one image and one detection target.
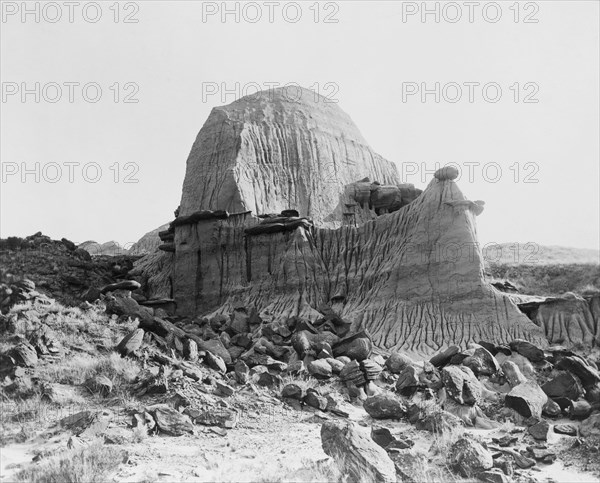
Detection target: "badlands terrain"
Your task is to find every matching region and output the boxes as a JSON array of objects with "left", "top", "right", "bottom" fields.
[{"left": 1, "top": 88, "right": 600, "bottom": 482}]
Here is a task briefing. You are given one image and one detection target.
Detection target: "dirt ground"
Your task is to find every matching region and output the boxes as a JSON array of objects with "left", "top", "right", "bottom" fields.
[{"left": 2, "top": 394, "right": 599, "bottom": 483}]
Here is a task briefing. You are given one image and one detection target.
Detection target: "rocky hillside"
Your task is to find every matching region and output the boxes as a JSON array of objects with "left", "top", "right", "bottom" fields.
[
  {"left": 1, "top": 262, "right": 599, "bottom": 482},
  {"left": 0, "top": 233, "right": 137, "bottom": 305}
]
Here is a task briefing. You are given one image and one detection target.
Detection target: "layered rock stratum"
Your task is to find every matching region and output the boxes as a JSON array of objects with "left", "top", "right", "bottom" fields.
[{"left": 139, "top": 87, "right": 548, "bottom": 356}]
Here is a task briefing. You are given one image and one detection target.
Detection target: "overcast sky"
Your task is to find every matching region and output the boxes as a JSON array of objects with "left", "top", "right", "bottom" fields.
[{"left": 1, "top": 1, "right": 598, "bottom": 250}]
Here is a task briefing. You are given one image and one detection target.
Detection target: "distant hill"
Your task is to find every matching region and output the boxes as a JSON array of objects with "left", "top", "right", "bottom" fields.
[
  {"left": 483, "top": 243, "right": 599, "bottom": 296},
  {"left": 78, "top": 240, "right": 129, "bottom": 256},
  {"left": 130, "top": 223, "right": 170, "bottom": 255},
  {"left": 481, "top": 243, "right": 599, "bottom": 266}
]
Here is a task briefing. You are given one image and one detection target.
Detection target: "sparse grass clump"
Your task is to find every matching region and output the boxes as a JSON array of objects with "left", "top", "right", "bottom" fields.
[
  {"left": 281, "top": 373, "right": 318, "bottom": 392},
  {"left": 15, "top": 441, "right": 125, "bottom": 483},
  {"left": 37, "top": 352, "right": 140, "bottom": 394}
]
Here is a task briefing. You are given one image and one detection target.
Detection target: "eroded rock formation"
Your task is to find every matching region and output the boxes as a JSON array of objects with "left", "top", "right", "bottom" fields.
[
  {"left": 179, "top": 87, "right": 405, "bottom": 225},
  {"left": 139, "top": 87, "right": 547, "bottom": 357},
  {"left": 519, "top": 294, "right": 600, "bottom": 348}
]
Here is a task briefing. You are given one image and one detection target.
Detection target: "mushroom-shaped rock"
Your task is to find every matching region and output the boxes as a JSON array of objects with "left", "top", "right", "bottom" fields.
[{"left": 434, "top": 166, "right": 460, "bottom": 181}]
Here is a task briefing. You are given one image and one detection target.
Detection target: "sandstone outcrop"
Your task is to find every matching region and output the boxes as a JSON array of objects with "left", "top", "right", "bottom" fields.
[{"left": 179, "top": 87, "right": 402, "bottom": 225}]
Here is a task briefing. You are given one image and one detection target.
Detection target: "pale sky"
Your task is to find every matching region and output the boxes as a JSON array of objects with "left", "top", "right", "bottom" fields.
[{"left": 1, "top": 1, "right": 599, "bottom": 250}]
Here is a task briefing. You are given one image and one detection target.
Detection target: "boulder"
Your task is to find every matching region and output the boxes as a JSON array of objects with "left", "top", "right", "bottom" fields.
[
  {"left": 461, "top": 346, "right": 500, "bottom": 377},
  {"left": 184, "top": 407, "right": 237, "bottom": 429},
  {"left": 505, "top": 382, "right": 547, "bottom": 418},
  {"left": 234, "top": 360, "right": 250, "bottom": 384},
  {"left": 215, "top": 382, "right": 234, "bottom": 397},
  {"left": 396, "top": 365, "right": 420, "bottom": 395},
  {"left": 321, "top": 420, "right": 396, "bottom": 483},
  {"left": 370, "top": 427, "right": 395, "bottom": 448},
  {"left": 148, "top": 405, "right": 194, "bottom": 436},
  {"left": 363, "top": 393, "right": 406, "bottom": 419},
  {"left": 542, "top": 399, "right": 562, "bottom": 418},
  {"left": 497, "top": 352, "right": 536, "bottom": 379},
  {"left": 579, "top": 412, "right": 600, "bottom": 438},
  {"left": 509, "top": 339, "right": 545, "bottom": 362},
  {"left": 184, "top": 339, "right": 199, "bottom": 362},
  {"left": 101, "top": 280, "right": 141, "bottom": 294},
  {"left": 448, "top": 436, "right": 493, "bottom": 477},
  {"left": 339, "top": 360, "right": 366, "bottom": 386},
  {"left": 556, "top": 356, "right": 600, "bottom": 389},
  {"left": 332, "top": 332, "right": 372, "bottom": 361},
  {"left": 541, "top": 372, "right": 584, "bottom": 400},
  {"left": 434, "top": 166, "right": 459, "bottom": 181},
  {"left": 419, "top": 363, "right": 443, "bottom": 390},
  {"left": 205, "top": 351, "right": 227, "bottom": 373},
  {"left": 326, "top": 358, "right": 344, "bottom": 374},
  {"left": 529, "top": 447, "right": 556, "bottom": 463},
  {"left": 430, "top": 345, "right": 460, "bottom": 368},
  {"left": 81, "top": 287, "right": 102, "bottom": 302},
  {"left": 59, "top": 410, "right": 113, "bottom": 439},
  {"left": 478, "top": 469, "right": 510, "bottom": 483},
  {"left": 228, "top": 308, "right": 251, "bottom": 334},
  {"left": 105, "top": 295, "right": 153, "bottom": 322},
  {"left": 501, "top": 361, "right": 527, "bottom": 388},
  {"left": 9, "top": 341, "right": 38, "bottom": 367},
  {"left": 255, "top": 371, "right": 282, "bottom": 387},
  {"left": 570, "top": 400, "right": 592, "bottom": 419},
  {"left": 281, "top": 383, "right": 304, "bottom": 400},
  {"left": 305, "top": 389, "right": 328, "bottom": 411},
  {"left": 307, "top": 359, "right": 333, "bottom": 379},
  {"left": 385, "top": 352, "right": 414, "bottom": 374},
  {"left": 527, "top": 419, "right": 549, "bottom": 441},
  {"left": 554, "top": 424, "right": 577, "bottom": 436},
  {"left": 116, "top": 328, "right": 144, "bottom": 356},
  {"left": 360, "top": 359, "right": 382, "bottom": 380},
  {"left": 441, "top": 366, "right": 482, "bottom": 406}
]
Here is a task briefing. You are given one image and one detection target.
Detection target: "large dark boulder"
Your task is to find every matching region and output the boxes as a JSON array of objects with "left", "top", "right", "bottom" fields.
[
  {"left": 541, "top": 372, "right": 584, "bottom": 400},
  {"left": 363, "top": 393, "right": 406, "bottom": 419},
  {"left": 332, "top": 331, "right": 372, "bottom": 361},
  {"left": 556, "top": 356, "right": 600, "bottom": 389},
  {"left": 509, "top": 339, "right": 545, "bottom": 362}
]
